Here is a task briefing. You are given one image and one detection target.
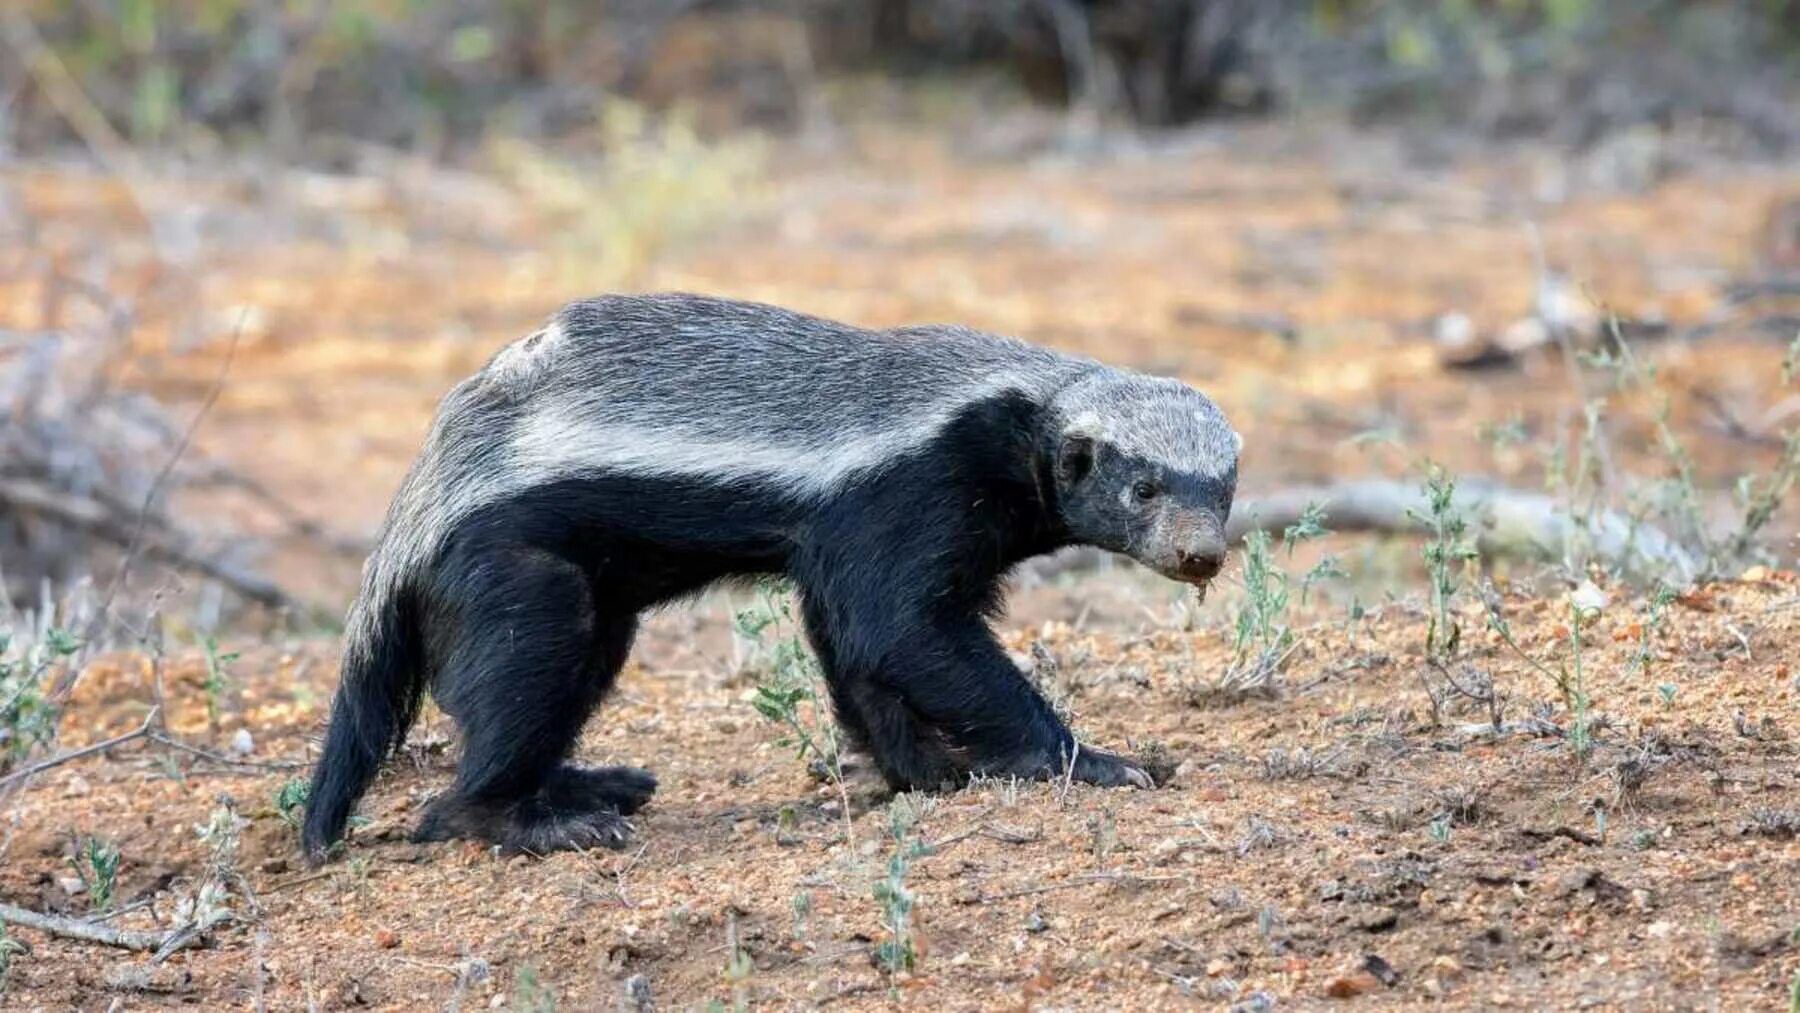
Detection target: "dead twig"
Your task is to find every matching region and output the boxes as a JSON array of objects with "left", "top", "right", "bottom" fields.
[
  {"left": 0, "top": 479, "right": 305, "bottom": 613},
  {"left": 147, "top": 730, "right": 309, "bottom": 771},
  {"left": 1225, "top": 477, "right": 1698, "bottom": 584},
  {"left": 0, "top": 707, "right": 158, "bottom": 790},
  {"left": 0, "top": 898, "right": 226, "bottom": 958},
  {"left": 88, "top": 314, "right": 245, "bottom": 647},
  {"left": 0, "top": 902, "right": 166, "bottom": 950}
]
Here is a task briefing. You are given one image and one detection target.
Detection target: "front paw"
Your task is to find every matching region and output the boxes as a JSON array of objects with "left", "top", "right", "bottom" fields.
[{"left": 1070, "top": 747, "right": 1155, "bottom": 789}]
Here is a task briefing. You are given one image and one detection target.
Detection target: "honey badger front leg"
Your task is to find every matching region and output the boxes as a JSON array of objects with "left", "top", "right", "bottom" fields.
[
  {"left": 795, "top": 554, "right": 1151, "bottom": 792},
  {"left": 892, "top": 612, "right": 1153, "bottom": 788}
]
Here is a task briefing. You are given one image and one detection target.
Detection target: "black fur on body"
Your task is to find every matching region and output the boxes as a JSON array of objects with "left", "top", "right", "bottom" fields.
[{"left": 302, "top": 294, "right": 1239, "bottom": 861}]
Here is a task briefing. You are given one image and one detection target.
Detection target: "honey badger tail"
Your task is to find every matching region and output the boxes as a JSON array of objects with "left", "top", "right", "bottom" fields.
[{"left": 301, "top": 585, "right": 423, "bottom": 863}]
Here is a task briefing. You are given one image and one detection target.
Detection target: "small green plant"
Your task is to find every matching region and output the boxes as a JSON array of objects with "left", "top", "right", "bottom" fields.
[
  {"left": 1630, "top": 829, "right": 1658, "bottom": 851},
  {"left": 1427, "top": 815, "right": 1452, "bottom": 843},
  {"left": 1, "top": 629, "right": 80, "bottom": 769},
  {"left": 513, "top": 964, "right": 556, "bottom": 1013},
  {"left": 873, "top": 796, "right": 930, "bottom": 978},
  {"left": 791, "top": 891, "right": 812, "bottom": 940},
  {"left": 1577, "top": 321, "right": 1800, "bottom": 580},
  {"left": 1631, "top": 584, "right": 1677, "bottom": 679},
  {"left": 1657, "top": 683, "right": 1678, "bottom": 708},
  {"left": 1412, "top": 466, "right": 1480, "bottom": 663},
  {"left": 735, "top": 579, "right": 842, "bottom": 779},
  {"left": 200, "top": 636, "right": 239, "bottom": 734},
  {"left": 69, "top": 835, "right": 122, "bottom": 912},
  {"left": 1486, "top": 594, "right": 1602, "bottom": 761},
  {"left": 273, "top": 778, "right": 310, "bottom": 830},
  {"left": 178, "top": 802, "right": 247, "bottom": 939},
  {"left": 1210, "top": 502, "right": 1340, "bottom": 700},
  {"left": 1256, "top": 903, "right": 1280, "bottom": 939},
  {"left": 0, "top": 922, "right": 25, "bottom": 991}
]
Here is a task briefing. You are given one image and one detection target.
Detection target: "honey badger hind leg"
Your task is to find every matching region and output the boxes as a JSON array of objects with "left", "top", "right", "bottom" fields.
[{"left": 411, "top": 538, "right": 643, "bottom": 853}]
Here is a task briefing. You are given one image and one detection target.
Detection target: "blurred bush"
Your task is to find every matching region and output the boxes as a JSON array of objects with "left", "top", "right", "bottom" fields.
[{"left": 1, "top": 0, "right": 1796, "bottom": 156}]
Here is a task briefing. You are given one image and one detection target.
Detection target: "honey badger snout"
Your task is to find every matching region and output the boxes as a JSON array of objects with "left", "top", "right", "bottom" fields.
[
  {"left": 1149, "top": 512, "right": 1228, "bottom": 585},
  {"left": 1174, "top": 540, "right": 1225, "bottom": 582}
]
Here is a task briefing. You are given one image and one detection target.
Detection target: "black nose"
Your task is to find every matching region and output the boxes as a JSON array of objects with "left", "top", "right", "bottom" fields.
[{"left": 1175, "top": 546, "right": 1224, "bottom": 581}]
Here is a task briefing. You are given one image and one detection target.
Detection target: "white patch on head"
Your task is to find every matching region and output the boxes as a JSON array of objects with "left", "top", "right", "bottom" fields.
[{"left": 1053, "top": 373, "right": 1238, "bottom": 480}]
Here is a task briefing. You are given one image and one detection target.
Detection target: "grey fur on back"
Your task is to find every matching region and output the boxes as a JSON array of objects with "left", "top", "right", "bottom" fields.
[{"left": 343, "top": 292, "right": 1235, "bottom": 660}]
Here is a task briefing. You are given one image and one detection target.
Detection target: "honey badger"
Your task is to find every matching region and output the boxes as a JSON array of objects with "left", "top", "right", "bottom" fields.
[{"left": 302, "top": 293, "right": 1240, "bottom": 860}]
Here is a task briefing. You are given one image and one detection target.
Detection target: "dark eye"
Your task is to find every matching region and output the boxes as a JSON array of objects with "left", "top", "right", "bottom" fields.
[{"left": 1132, "top": 480, "right": 1161, "bottom": 502}]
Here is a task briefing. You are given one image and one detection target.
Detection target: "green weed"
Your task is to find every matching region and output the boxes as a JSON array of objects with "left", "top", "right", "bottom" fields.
[
  {"left": 513, "top": 964, "right": 556, "bottom": 1013},
  {"left": 1411, "top": 466, "right": 1479, "bottom": 664},
  {"left": 0, "top": 921, "right": 25, "bottom": 991},
  {"left": 1631, "top": 584, "right": 1677, "bottom": 680},
  {"left": 200, "top": 636, "right": 239, "bottom": 735},
  {"left": 1486, "top": 594, "right": 1603, "bottom": 761},
  {"left": 1206, "top": 502, "right": 1339, "bottom": 701},
  {"left": 1576, "top": 322, "right": 1800, "bottom": 580},
  {"left": 68, "top": 835, "right": 122, "bottom": 912},
  {"left": 723, "top": 911, "right": 753, "bottom": 1011},
  {"left": 873, "top": 796, "right": 930, "bottom": 978},
  {"left": 0, "top": 628, "right": 80, "bottom": 769},
  {"left": 735, "top": 579, "right": 843, "bottom": 780},
  {"left": 1427, "top": 815, "right": 1452, "bottom": 843},
  {"left": 273, "top": 778, "right": 310, "bottom": 831}
]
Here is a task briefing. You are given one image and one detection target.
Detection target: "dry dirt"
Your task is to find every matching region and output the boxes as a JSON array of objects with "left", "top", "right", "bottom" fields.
[{"left": 2, "top": 107, "right": 1799, "bottom": 1010}]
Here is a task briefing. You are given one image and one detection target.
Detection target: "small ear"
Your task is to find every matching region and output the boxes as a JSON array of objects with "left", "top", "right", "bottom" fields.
[
  {"left": 1057, "top": 433, "right": 1095, "bottom": 484},
  {"left": 1231, "top": 430, "right": 1244, "bottom": 455}
]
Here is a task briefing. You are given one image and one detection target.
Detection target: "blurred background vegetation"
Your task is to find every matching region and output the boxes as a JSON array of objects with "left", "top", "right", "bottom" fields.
[{"left": 4, "top": 0, "right": 1798, "bottom": 159}]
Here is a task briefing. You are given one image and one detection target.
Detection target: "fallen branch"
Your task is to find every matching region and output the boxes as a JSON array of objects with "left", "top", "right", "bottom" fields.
[
  {"left": 0, "top": 709, "right": 157, "bottom": 791},
  {"left": 1019, "top": 477, "right": 1698, "bottom": 585},
  {"left": 147, "top": 730, "right": 310, "bottom": 771},
  {"left": 0, "top": 894, "right": 240, "bottom": 965},
  {"left": 0, "top": 477, "right": 307, "bottom": 613},
  {"left": 1225, "top": 478, "right": 1698, "bottom": 584},
  {"left": 0, "top": 902, "right": 169, "bottom": 952}
]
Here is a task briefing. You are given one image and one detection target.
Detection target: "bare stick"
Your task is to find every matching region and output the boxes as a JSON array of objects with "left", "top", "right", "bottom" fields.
[
  {"left": 150, "top": 910, "right": 233, "bottom": 964},
  {"left": 1224, "top": 478, "right": 1697, "bottom": 583},
  {"left": 147, "top": 731, "right": 308, "bottom": 771},
  {"left": 0, "top": 10, "right": 134, "bottom": 177},
  {"left": 0, "top": 708, "right": 157, "bottom": 790},
  {"left": 0, "top": 479, "right": 304, "bottom": 612},
  {"left": 0, "top": 903, "right": 165, "bottom": 951},
  {"left": 88, "top": 313, "right": 246, "bottom": 648}
]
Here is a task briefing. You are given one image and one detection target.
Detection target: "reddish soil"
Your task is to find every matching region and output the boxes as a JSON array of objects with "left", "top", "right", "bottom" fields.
[{"left": 2, "top": 107, "right": 1798, "bottom": 1009}]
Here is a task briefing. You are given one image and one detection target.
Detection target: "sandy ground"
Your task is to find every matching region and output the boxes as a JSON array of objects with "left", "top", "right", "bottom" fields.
[{"left": 2, "top": 106, "right": 1798, "bottom": 1009}]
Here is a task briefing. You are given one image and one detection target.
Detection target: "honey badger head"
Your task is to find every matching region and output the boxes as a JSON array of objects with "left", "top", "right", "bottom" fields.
[{"left": 1047, "top": 371, "right": 1240, "bottom": 586}]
